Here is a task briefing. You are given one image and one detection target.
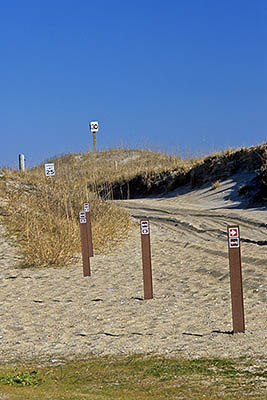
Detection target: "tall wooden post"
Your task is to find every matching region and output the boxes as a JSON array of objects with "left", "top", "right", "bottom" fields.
[
  {"left": 84, "top": 203, "right": 93, "bottom": 257},
  {"left": 89, "top": 121, "right": 98, "bottom": 152},
  {"left": 93, "top": 131, "right": 96, "bottom": 152},
  {"left": 227, "top": 226, "right": 245, "bottom": 333},
  {"left": 140, "top": 220, "right": 153, "bottom": 300},
  {"left": 80, "top": 212, "right": 91, "bottom": 277}
]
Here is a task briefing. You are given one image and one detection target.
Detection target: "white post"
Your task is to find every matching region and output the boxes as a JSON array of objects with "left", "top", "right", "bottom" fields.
[{"left": 19, "top": 154, "right": 25, "bottom": 171}]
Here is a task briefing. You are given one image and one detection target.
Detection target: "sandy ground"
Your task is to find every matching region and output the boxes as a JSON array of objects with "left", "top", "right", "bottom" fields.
[{"left": 0, "top": 176, "right": 266, "bottom": 365}]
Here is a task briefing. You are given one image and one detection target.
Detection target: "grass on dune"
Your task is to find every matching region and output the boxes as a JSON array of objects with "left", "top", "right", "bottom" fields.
[
  {"left": 0, "top": 161, "right": 132, "bottom": 267},
  {"left": 0, "top": 145, "right": 266, "bottom": 268},
  {"left": 0, "top": 148, "right": 196, "bottom": 268},
  {"left": 33, "top": 148, "right": 196, "bottom": 194}
]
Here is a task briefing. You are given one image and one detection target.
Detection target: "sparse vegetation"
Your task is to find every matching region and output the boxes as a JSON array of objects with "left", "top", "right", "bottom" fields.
[
  {"left": 0, "top": 370, "right": 41, "bottom": 386},
  {"left": 212, "top": 180, "right": 221, "bottom": 190},
  {"left": 0, "top": 356, "right": 266, "bottom": 399}
]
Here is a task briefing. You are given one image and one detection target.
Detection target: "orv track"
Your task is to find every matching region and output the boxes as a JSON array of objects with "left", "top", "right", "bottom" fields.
[
  {"left": 117, "top": 190, "right": 266, "bottom": 303},
  {"left": 119, "top": 200, "right": 267, "bottom": 262}
]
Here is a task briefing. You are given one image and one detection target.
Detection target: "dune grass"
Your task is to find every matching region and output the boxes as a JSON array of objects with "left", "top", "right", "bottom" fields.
[
  {"left": 0, "top": 145, "right": 266, "bottom": 268},
  {"left": 0, "top": 355, "right": 266, "bottom": 400},
  {"left": 0, "top": 160, "right": 133, "bottom": 267},
  {"left": 0, "top": 148, "right": 193, "bottom": 268}
]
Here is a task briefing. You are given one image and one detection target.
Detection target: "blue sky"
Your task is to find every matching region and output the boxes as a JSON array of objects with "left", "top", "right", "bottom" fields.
[{"left": 0, "top": 0, "right": 266, "bottom": 168}]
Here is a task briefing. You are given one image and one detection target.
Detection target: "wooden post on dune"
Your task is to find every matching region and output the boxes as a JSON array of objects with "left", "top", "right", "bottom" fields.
[{"left": 89, "top": 121, "right": 99, "bottom": 153}]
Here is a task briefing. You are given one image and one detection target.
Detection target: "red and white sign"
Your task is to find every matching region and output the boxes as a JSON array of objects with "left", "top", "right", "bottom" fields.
[{"left": 229, "top": 228, "right": 239, "bottom": 237}]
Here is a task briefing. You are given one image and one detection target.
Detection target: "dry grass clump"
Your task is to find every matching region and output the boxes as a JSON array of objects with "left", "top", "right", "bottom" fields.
[
  {"left": 1, "top": 167, "right": 132, "bottom": 267},
  {"left": 211, "top": 180, "right": 221, "bottom": 190}
]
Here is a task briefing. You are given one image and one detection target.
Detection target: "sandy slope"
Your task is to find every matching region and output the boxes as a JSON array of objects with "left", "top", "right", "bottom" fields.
[{"left": 0, "top": 176, "right": 266, "bottom": 365}]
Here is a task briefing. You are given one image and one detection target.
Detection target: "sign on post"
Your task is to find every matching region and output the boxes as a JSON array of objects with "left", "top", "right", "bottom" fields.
[
  {"left": 227, "top": 225, "right": 245, "bottom": 333},
  {"left": 89, "top": 121, "right": 99, "bottom": 132},
  {"left": 44, "top": 163, "right": 55, "bottom": 177},
  {"left": 140, "top": 220, "right": 153, "bottom": 300},
  {"left": 89, "top": 121, "right": 99, "bottom": 152},
  {"left": 84, "top": 203, "right": 93, "bottom": 257},
  {"left": 79, "top": 211, "right": 91, "bottom": 277}
]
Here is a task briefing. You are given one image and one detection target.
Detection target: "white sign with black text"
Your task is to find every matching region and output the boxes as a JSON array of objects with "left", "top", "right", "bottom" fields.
[
  {"left": 44, "top": 163, "right": 55, "bottom": 177},
  {"left": 141, "top": 220, "right": 150, "bottom": 235},
  {"left": 84, "top": 203, "right": 90, "bottom": 212},
  {"left": 79, "top": 212, "right": 87, "bottom": 224},
  {"left": 90, "top": 121, "right": 99, "bottom": 132}
]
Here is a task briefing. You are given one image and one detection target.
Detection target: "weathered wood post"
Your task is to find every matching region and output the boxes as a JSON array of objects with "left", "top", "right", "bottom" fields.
[
  {"left": 84, "top": 203, "right": 93, "bottom": 257},
  {"left": 227, "top": 225, "right": 245, "bottom": 333},
  {"left": 80, "top": 211, "right": 91, "bottom": 277},
  {"left": 140, "top": 219, "right": 153, "bottom": 300}
]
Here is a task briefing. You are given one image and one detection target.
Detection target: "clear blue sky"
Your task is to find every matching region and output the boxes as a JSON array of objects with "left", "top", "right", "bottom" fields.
[{"left": 1, "top": 0, "right": 266, "bottom": 168}]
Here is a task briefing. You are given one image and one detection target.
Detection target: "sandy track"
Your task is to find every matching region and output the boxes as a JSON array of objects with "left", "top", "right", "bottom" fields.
[{"left": 0, "top": 179, "right": 266, "bottom": 365}]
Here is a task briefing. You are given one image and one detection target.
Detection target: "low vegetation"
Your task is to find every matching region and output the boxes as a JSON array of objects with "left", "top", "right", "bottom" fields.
[{"left": 0, "top": 355, "right": 266, "bottom": 399}]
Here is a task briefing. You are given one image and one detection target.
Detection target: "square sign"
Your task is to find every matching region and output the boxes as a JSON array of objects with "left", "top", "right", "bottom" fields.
[
  {"left": 141, "top": 220, "right": 150, "bottom": 235},
  {"left": 229, "top": 237, "right": 240, "bottom": 248},
  {"left": 229, "top": 228, "right": 239, "bottom": 237},
  {"left": 84, "top": 203, "right": 90, "bottom": 212},
  {"left": 44, "top": 163, "right": 55, "bottom": 177},
  {"left": 79, "top": 212, "right": 87, "bottom": 224},
  {"left": 228, "top": 226, "right": 240, "bottom": 248},
  {"left": 90, "top": 121, "right": 99, "bottom": 132}
]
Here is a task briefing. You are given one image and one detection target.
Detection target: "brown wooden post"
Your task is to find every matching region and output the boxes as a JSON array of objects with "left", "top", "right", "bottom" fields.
[
  {"left": 84, "top": 203, "right": 94, "bottom": 257},
  {"left": 140, "top": 220, "right": 153, "bottom": 300},
  {"left": 79, "top": 212, "right": 91, "bottom": 277},
  {"left": 93, "top": 131, "right": 97, "bottom": 152},
  {"left": 227, "top": 225, "right": 245, "bottom": 333}
]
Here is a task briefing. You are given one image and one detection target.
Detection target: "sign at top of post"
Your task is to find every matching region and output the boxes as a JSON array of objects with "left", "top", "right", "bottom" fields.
[
  {"left": 84, "top": 203, "right": 90, "bottom": 212},
  {"left": 90, "top": 121, "right": 99, "bottom": 132},
  {"left": 44, "top": 163, "right": 55, "bottom": 177},
  {"left": 229, "top": 227, "right": 239, "bottom": 238},
  {"left": 79, "top": 211, "right": 87, "bottom": 224},
  {"left": 141, "top": 220, "right": 150, "bottom": 235}
]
